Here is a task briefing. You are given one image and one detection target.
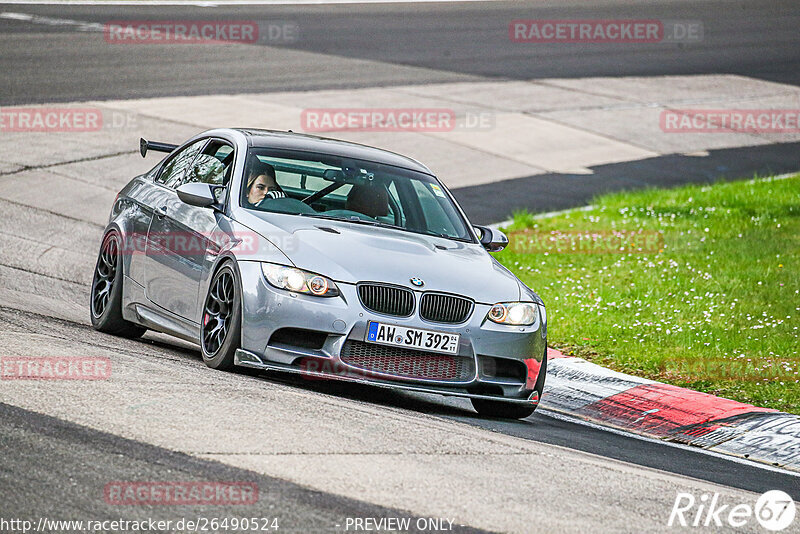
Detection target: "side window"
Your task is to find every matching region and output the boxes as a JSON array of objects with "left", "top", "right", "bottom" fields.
[
  {"left": 185, "top": 141, "right": 233, "bottom": 187},
  {"left": 155, "top": 139, "right": 206, "bottom": 189}
]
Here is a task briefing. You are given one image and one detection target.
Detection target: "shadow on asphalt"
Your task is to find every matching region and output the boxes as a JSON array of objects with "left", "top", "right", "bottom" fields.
[
  {"left": 254, "top": 366, "right": 800, "bottom": 499},
  {"left": 454, "top": 141, "right": 800, "bottom": 224},
  {"left": 114, "top": 333, "right": 800, "bottom": 498},
  {"left": 259, "top": 371, "right": 477, "bottom": 418}
]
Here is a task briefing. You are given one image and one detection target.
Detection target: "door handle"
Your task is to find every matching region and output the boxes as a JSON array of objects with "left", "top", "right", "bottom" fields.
[{"left": 155, "top": 205, "right": 168, "bottom": 218}]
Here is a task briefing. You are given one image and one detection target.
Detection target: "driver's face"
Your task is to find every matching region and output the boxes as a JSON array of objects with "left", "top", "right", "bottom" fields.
[{"left": 247, "top": 174, "right": 276, "bottom": 204}]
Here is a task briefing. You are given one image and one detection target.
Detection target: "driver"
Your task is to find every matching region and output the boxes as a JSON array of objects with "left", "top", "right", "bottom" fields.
[{"left": 244, "top": 161, "right": 285, "bottom": 207}]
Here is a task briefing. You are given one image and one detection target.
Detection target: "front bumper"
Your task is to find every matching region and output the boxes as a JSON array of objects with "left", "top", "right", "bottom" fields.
[
  {"left": 235, "top": 349, "right": 541, "bottom": 405},
  {"left": 237, "top": 261, "right": 547, "bottom": 402}
]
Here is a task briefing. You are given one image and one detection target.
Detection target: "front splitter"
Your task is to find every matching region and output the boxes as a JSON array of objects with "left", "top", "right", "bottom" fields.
[{"left": 235, "top": 349, "right": 539, "bottom": 406}]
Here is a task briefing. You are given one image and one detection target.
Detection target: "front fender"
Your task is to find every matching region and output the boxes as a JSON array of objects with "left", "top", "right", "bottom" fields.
[{"left": 194, "top": 218, "right": 291, "bottom": 325}]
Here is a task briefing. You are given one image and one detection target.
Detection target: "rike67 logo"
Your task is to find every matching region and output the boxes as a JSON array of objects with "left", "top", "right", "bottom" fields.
[{"left": 669, "top": 490, "right": 796, "bottom": 531}]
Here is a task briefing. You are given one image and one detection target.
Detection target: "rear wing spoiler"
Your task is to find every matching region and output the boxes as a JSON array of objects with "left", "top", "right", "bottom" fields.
[{"left": 140, "top": 138, "right": 178, "bottom": 158}]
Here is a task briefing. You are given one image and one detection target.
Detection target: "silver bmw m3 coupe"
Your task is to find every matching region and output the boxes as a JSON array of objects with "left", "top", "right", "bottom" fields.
[{"left": 90, "top": 129, "right": 547, "bottom": 419}]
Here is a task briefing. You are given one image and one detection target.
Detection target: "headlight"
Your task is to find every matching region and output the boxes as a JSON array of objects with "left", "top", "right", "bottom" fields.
[
  {"left": 261, "top": 263, "right": 339, "bottom": 297},
  {"left": 487, "top": 302, "right": 538, "bottom": 325}
]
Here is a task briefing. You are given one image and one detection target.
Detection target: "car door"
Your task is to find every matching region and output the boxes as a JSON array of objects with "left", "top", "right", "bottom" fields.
[
  {"left": 125, "top": 165, "right": 168, "bottom": 286},
  {"left": 144, "top": 138, "right": 231, "bottom": 322}
]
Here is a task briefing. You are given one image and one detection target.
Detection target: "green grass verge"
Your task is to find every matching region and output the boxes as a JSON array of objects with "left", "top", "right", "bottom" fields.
[{"left": 495, "top": 174, "right": 800, "bottom": 414}]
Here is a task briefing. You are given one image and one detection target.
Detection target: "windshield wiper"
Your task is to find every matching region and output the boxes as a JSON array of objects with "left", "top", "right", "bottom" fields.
[
  {"left": 297, "top": 213, "right": 346, "bottom": 221},
  {"left": 420, "top": 230, "right": 471, "bottom": 243},
  {"left": 298, "top": 213, "right": 403, "bottom": 230},
  {"left": 298, "top": 213, "right": 469, "bottom": 242}
]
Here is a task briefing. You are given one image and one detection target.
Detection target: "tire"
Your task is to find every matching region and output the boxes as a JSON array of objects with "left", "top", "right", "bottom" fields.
[
  {"left": 200, "top": 262, "right": 241, "bottom": 370},
  {"left": 90, "top": 231, "right": 147, "bottom": 338},
  {"left": 470, "top": 354, "right": 547, "bottom": 420}
]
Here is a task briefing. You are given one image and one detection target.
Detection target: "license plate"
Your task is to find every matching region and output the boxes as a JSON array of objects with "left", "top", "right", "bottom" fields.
[{"left": 365, "top": 321, "right": 460, "bottom": 355}]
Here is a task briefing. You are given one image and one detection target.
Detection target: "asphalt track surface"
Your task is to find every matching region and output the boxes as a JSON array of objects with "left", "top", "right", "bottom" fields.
[
  {"left": 1, "top": 306, "right": 798, "bottom": 528},
  {"left": 1, "top": 0, "right": 799, "bottom": 531},
  {"left": 0, "top": 401, "right": 488, "bottom": 534},
  {"left": 1, "top": 0, "right": 799, "bottom": 224},
  {"left": 1, "top": 0, "right": 799, "bottom": 103}
]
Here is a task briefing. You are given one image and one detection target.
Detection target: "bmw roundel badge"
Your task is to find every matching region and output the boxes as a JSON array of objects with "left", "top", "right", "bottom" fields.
[{"left": 410, "top": 277, "right": 424, "bottom": 287}]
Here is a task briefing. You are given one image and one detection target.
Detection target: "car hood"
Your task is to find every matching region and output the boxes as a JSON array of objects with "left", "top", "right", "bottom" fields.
[{"left": 241, "top": 212, "right": 522, "bottom": 303}]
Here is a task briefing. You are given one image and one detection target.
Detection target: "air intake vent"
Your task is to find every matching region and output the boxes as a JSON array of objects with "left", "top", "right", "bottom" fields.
[
  {"left": 341, "top": 340, "right": 473, "bottom": 381},
  {"left": 357, "top": 283, "right": 414, "bottom": 317},
  {"left": 420, "top": 293, "right": 473, "bottom": 324}
]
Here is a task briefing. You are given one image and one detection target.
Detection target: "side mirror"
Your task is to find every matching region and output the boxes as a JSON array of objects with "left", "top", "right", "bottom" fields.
[
  {"left": 177, "top": 183, "right": 217, "bottom": 208},
  {"left": 474, "top": 225, "right": 508, "bottom": 252}
]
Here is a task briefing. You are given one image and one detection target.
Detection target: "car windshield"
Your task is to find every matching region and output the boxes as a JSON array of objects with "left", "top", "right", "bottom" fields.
[{"left": 240, "top": 148, "right": 473, "bottom": 242}]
